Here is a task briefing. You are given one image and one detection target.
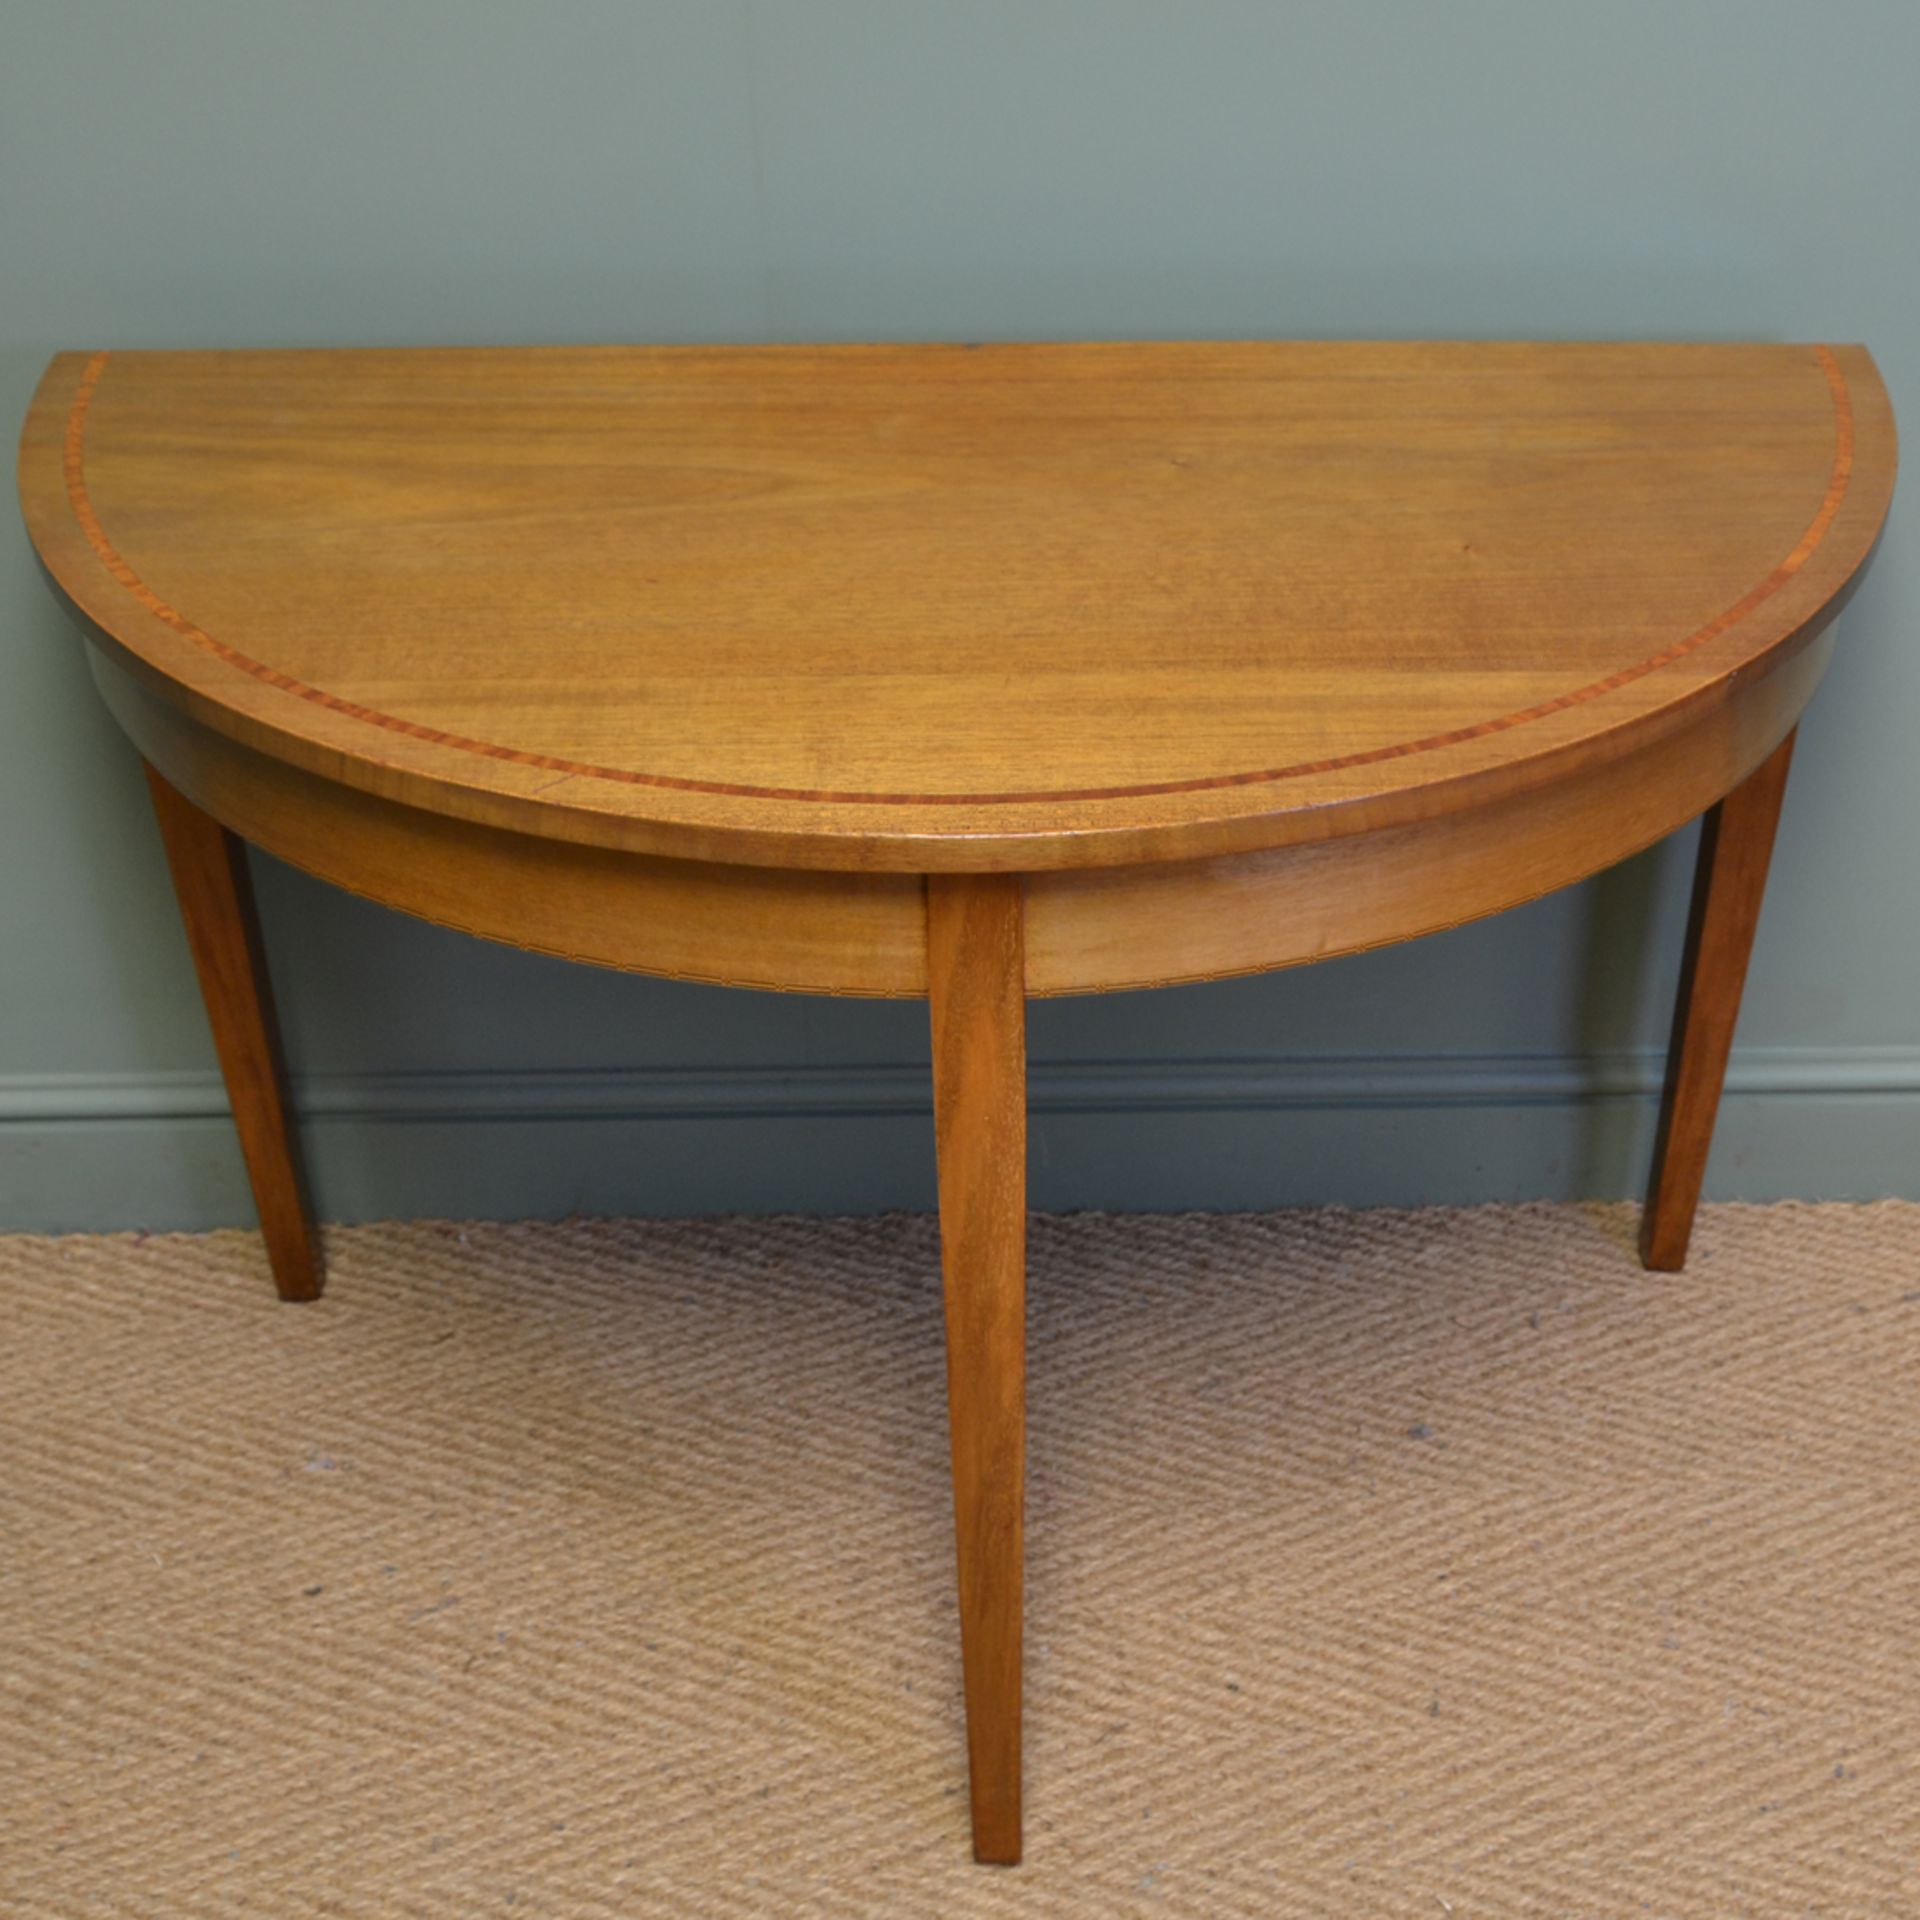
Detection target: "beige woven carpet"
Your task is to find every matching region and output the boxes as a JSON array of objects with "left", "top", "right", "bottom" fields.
[{"left": 3, "top": 1204, "right": 1917, "bottom": 1916}]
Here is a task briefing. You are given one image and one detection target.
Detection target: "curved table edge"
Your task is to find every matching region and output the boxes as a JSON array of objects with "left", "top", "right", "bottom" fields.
[{"left": 18, "top": 343, "right": 1898, "bottom": 876}]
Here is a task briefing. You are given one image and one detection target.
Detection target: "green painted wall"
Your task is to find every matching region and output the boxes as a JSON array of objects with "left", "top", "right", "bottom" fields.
[{"left": 3, "top": 0, "right": 1916, "bottom": 1229}]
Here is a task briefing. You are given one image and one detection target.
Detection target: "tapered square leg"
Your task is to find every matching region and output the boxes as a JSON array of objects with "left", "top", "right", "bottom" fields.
[
  {"left": 144, "top": 764, "right": 323, "bottom": 1301},
  {"left": 926, "top": 873, "right": 1027, "bottom": 1865},
  {"left": 1640, "top": 731, "right": 1796, "bottom": 1272}
]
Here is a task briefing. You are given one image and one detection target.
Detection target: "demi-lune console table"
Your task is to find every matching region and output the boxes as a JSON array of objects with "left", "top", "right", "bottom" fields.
[{"left": 17, "top": 342, "right": 1896, "bottom": 1863}]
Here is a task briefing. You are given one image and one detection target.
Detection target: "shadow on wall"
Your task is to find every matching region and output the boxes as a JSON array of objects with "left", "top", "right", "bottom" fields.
[{"left": 1572, "top": 828, "right": 1690, "bottom": 1193}]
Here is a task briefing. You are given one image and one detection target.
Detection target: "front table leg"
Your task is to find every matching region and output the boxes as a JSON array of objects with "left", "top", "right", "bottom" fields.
[
  {"left": 1640, "top": 730, "right": 1796, "bottom": 1271},
  {"left": 144, "top": 763, "right": 323, "bottom": 1302},
  {"left": 926, "top": 873, "right": 1027, "bottom": 1864}
]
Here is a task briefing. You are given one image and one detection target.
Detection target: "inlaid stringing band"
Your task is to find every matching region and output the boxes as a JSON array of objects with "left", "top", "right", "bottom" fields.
[{"left": 63, "top": 347, "right": 1854, "bottom": 811}]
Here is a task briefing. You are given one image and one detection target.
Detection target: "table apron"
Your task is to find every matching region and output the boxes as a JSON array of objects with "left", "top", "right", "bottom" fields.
[{"left": 92, "top": 631, "right": 1831, "bottom": 1000}]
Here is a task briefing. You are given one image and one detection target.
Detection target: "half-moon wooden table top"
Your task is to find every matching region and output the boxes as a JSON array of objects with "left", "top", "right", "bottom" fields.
[{"left": 17, "top": 340, "right": 1898, "bottom": 1863}]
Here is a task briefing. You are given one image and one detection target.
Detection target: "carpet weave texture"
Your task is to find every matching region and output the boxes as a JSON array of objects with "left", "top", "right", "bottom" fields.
[{"left": 2, "top": 1202, "right": 1916, "bottom": 1916}]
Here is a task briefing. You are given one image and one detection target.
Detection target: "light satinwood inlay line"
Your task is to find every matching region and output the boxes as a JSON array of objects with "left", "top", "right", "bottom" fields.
[{"left": 59, "top": 346, "right": 1855, "bottom": 811}]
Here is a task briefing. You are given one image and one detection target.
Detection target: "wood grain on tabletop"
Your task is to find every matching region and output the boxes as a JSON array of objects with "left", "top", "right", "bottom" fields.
[{"left": 17, "top": 342, "right": 1896, "bottom": 872}]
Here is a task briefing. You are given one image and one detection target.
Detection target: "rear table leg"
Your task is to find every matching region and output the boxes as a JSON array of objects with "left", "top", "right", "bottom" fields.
[
  {"left": 145, "top": 763, "right": 323, "bottom": 1302},
  {"left": 1640, "top": 731, "right": 1797, "bottom": 1272}
]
